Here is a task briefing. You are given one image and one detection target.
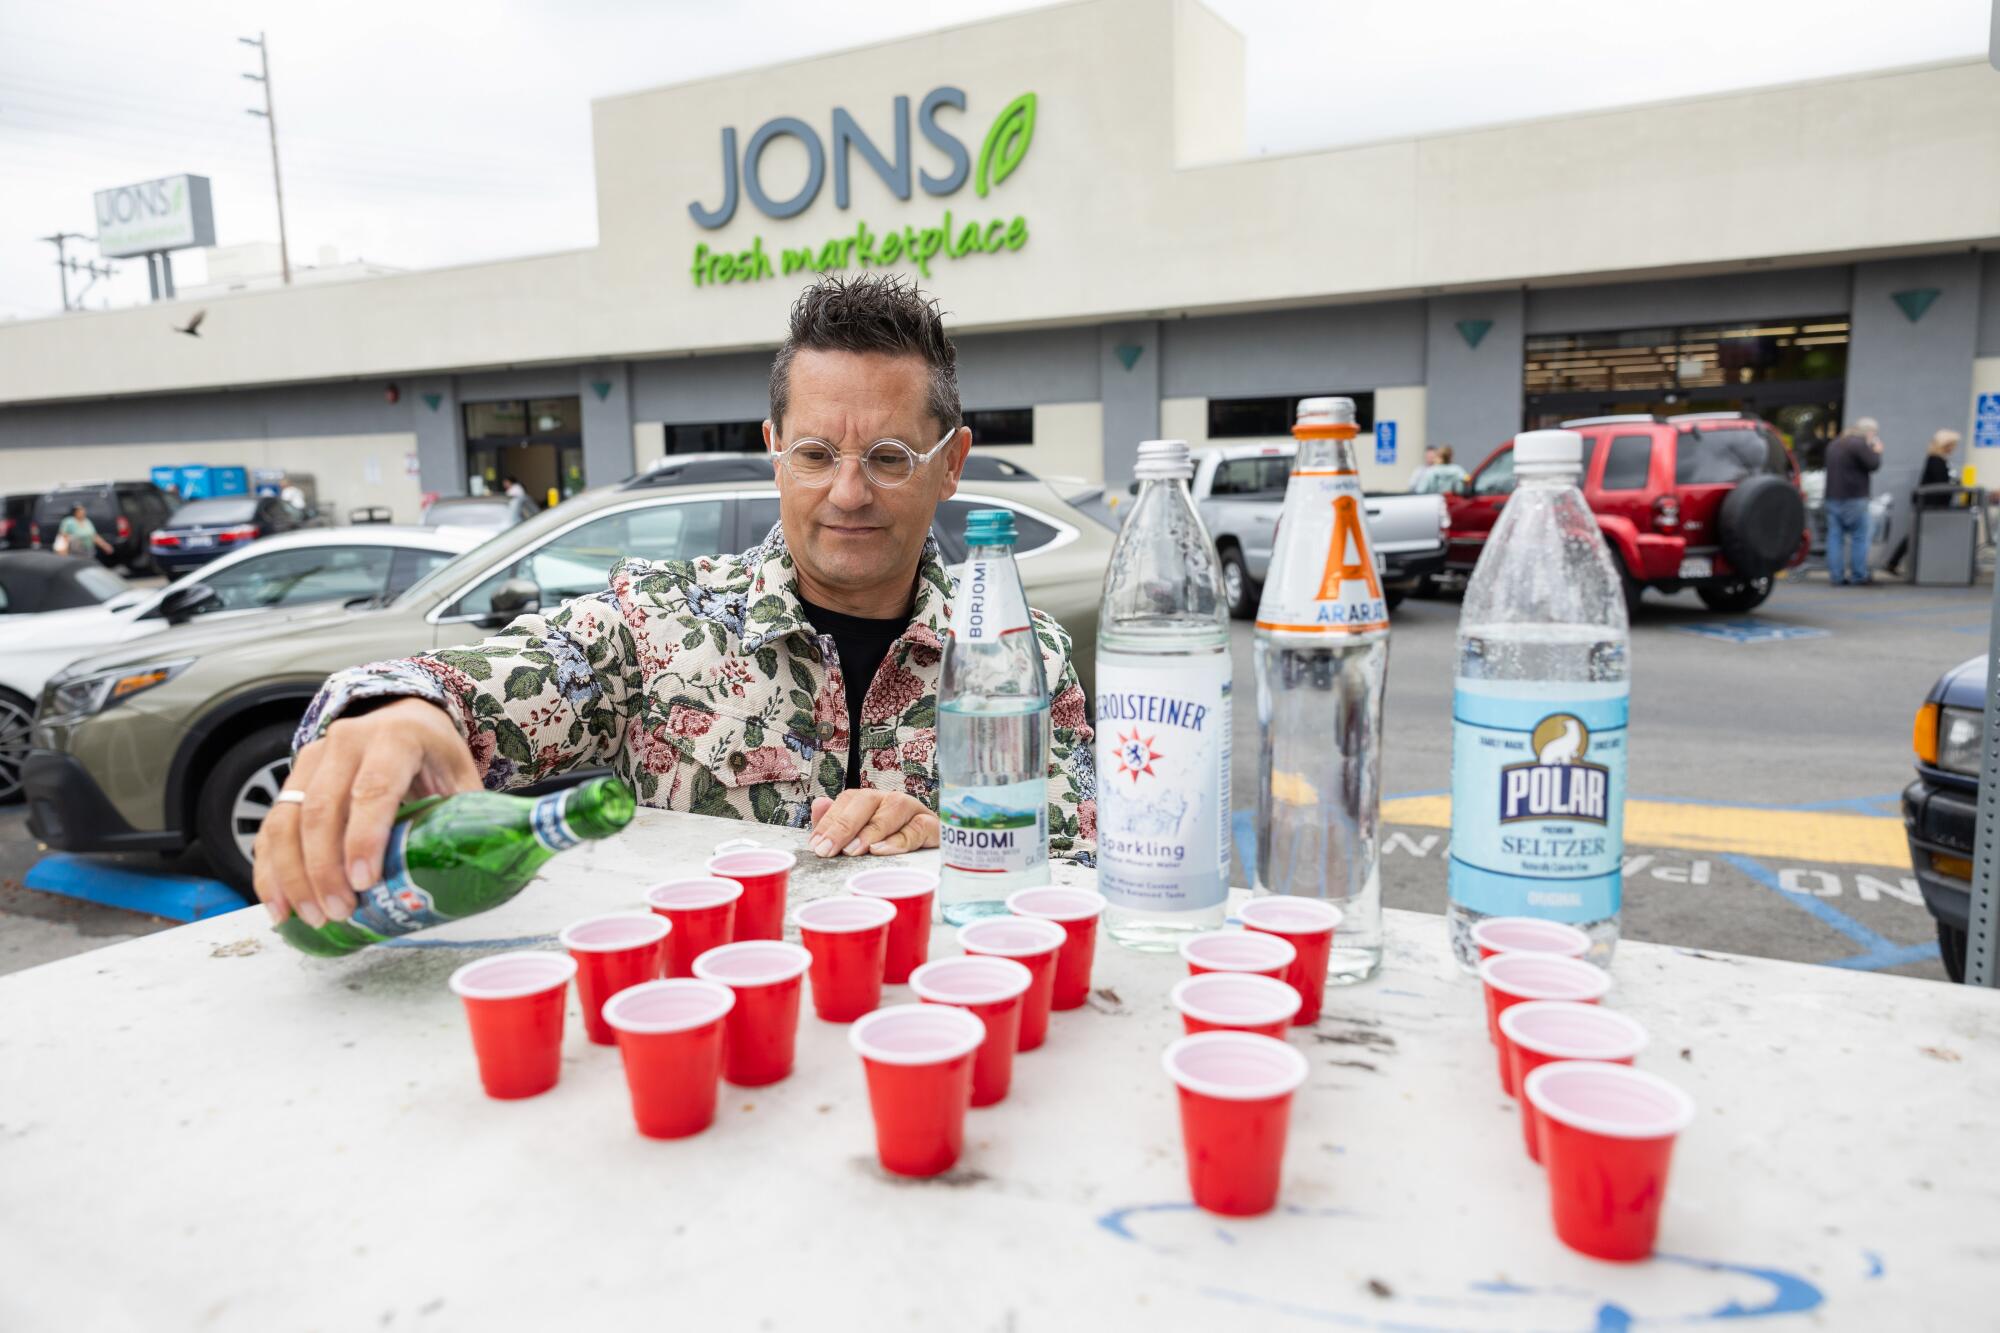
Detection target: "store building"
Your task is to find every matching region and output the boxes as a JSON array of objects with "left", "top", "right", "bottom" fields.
[{"left": 2, "top": 0, "right": 1997, "bottom": 523}]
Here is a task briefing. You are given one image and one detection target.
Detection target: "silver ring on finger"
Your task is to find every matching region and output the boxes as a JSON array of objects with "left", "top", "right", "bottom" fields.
[{"left": 274, "top": 790, "right": 306, "bottom": 807}]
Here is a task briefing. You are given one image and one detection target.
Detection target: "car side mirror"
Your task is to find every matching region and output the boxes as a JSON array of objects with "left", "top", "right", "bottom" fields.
[
  {"left": 479, "top": 578, "right": 541, "bottom": 628},
  {"left": 157, "top": 582, "right": 220, "bottom": 624}
]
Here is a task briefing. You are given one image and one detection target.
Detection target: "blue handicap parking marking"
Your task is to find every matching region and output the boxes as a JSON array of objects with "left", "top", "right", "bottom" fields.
[
  {"left": 1676, "top": 619, "right": 1830, "bottom": 645},
  {"left": 24, "top": 854, "right": 247, "bottom": 923},
  {"left": 1375, "top": 420, "right": 1396, "bottom": 465},
  {"left": 1975, "top": 393, "right": 2000, "bottom": 451}
]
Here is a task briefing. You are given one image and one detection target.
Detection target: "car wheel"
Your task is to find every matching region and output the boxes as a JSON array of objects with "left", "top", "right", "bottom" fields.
[
  {"left": 194, "top": 722, "right": 295, "bottom": 892},
  {"left": 1697, "top": 576, "right": 1775, "bottom": 613},
  {"left": 0, "top": 687, "right": 32, "bottom": 805},
  {"left": 1219, "top": 546, "right": 1257, "bottom": 620},
  {"left": 1384, "top": 586, "right": 1407, "bottom": 611},
  {"left": 1938, "top": 920, "right": 1967, "bottom": 984}
]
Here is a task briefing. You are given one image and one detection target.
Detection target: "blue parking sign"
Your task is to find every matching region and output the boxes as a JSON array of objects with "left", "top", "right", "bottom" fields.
[
  {"left": 1376, "top": 420, "right": 1397, "bottom": 465},
  {"left": 1976, "top": 393, "right": 2000, "bottom": 452}
]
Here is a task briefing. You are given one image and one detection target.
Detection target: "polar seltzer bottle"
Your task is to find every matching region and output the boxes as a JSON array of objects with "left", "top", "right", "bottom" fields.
[
  {"left": 938, "top": 508, "right": 1052, "bottom": 924},
  {"left": 1448, "top": 428, "right": 1629, "bottom": 970},
  {"left": 1096, "top": 439, "right": 1233, "bottom": 952},
  {"left": 275, "top": 776, "right": 636, "bottom": 956},
  {"left": 1253, "top": 397, "right": 1390, "bottom": 985}
]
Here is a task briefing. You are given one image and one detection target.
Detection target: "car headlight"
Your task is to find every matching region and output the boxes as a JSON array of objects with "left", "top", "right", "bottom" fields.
[
  {"left": 1936, "top": 705, "right": 1982, "bottom": 778},
  {"left": 45, "top": 659, "right": 193, "bottom": 721}
]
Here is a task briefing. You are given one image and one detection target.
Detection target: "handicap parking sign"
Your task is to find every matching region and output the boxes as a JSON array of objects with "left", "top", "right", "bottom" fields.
[
  {"left": 1376, "top": 420, "right": 1397, "bottom": 465},
  {"left": 1976, "top": 393, "right": 2000, "bottom": 452},
  {"left": 1677, "top": 619, "right": 1830, "bottom": 645}
]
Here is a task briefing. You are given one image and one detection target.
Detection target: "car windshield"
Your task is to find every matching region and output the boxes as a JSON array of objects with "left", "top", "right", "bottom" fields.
[
  {"left": 392, "top": 500, "right": 584, "bottom": 606},
  {"left": 172, "top": 497, "right": 258, "bottom": 525},
  {"left": 1675, "top": 427, "right": 1788, "bottom": 484},
  {"left": 424, "top": 500, "right": 514, "bottom": 529}
]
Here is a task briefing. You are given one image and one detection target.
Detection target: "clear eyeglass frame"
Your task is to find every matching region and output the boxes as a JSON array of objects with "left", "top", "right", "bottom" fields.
[{"left": 773, "top": 428, "right": 959, "bottom": 489}]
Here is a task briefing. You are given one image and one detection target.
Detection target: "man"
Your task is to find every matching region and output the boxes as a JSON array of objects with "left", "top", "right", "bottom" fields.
[
  {"left": 255, "top": 275, "right": 1097, "bottom": 928},
  {"left": 1409, "top": 445, "right": 1466, "bottom": 495},
  {"left": 1822, "top": 417, "right": 1884, "bottom": 586}
]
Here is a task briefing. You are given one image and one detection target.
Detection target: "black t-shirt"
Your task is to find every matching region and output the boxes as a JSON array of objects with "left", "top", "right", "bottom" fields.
[{"left": 797, "top": 594, "right": 908, "bottom": 790}]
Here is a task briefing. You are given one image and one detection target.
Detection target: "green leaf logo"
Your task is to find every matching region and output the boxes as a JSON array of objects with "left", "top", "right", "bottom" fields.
[{"left": 975, "top": 92, "right": 1036, "bottom": 198}]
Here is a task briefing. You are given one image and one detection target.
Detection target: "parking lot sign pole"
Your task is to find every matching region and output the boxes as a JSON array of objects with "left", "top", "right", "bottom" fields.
[{"left": 1969, "top": 567, "right": 2000, "bottom": 986}]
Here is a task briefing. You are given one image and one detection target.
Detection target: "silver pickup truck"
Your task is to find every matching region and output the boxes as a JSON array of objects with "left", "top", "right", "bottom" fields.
[{"left": 1191, "top": 442, "right": 1450, "bottom": 618}]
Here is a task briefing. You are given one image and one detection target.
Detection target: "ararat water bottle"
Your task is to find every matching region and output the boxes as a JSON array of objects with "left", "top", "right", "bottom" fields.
[
  {"left": 1253, "top": 397, "right": 1390, "bottom": 985},
  {"left": 1448, "top": 428, "right": 1629, "bottom": 970},
  {"left": 938, "top": 508, "right": 1051, "bottom": 925},
  {"left": 1096, "top": 439, "right": 1232, "bottom": 952}
]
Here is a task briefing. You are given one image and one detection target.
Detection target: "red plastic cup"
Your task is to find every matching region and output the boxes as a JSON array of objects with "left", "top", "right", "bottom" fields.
[
  {"left": 1171, "top": 972, "right": 1302, "bottom": 1039},
  {"left": 644, "top": 877, "right": 742, "bottom": 978},
  {"left": 1005, "top": 887, "right": 1106, "bottom": 1011},
  {"left": 602, "top": 979, "right": 735, "bottom": 1140},
  {"left": 559, "top": 912, "right": 670, "bottom": 1046},
  {"left": 957, "top": 916, "right": 1066, "bottom": 1052},
  {"left": 692, "top": 940, "right": 813, "bottom": 1086},
  {"left": 849, "top": 866, "right": 939, "bottom": 984},
  {"left": 1236, "top": 896, "right": 1342, "bottom": 1025},
  {"left": 793, "top": 895, "right": 897, "bottom": 1023},
  {"left": 1500, "top": 1002, "right": 1649, "bottom": 1163},
  {"left": 706, "top": 840, "right": 797, "bottom": 941},
  {"left": 1477, "top": 954, "right": 1613, "bottom": 1095},
  {"left": 849, "top": 1004, "right": 986, "bottom": 1177},
  {"left": 1180, "top": 930, "right": 1297, "bottom": 981},
  {"left": 1471, "top": 916, "right": 1592, "bottom": 963},
  {"left": 1524, "top": 1061, "right": 1696, "bottom": 1261},
  {"left": 908, "top": 955, "right": 1033, "bottom": 1107},
  {"left": 1163, "top": 1031, "right": 1310, "bottom": 1217},
  {"left": 447, "top": 952, "right": 578, "bottom": 1100}
]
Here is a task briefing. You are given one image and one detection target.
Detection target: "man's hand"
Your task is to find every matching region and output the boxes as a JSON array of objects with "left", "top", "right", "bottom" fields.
[
  {"left": 809, "top": 791, "right": 939, "bottom": 858},
  {"left": 252, "top": 698, "right": 483, "bottom": 928}
]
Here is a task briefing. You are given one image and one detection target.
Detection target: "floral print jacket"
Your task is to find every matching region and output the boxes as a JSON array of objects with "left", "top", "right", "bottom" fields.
[{"left": 296, "top": 525, "right": 1098, "bottom": 863}]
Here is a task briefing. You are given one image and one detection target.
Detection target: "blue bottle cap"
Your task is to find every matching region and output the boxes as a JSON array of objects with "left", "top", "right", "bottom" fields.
[{"left": 963, "top": 508, "right": 1017, "bottom": 547}]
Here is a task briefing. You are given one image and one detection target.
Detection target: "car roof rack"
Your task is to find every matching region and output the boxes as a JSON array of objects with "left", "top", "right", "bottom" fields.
[{"left": 1558, "top": 414, "right": 1659, "bottom": 428}]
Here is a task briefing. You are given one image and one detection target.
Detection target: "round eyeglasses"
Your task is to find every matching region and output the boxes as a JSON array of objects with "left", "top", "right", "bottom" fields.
[{"left": 776, "top": 429, "right": 957, "bottom": 489}]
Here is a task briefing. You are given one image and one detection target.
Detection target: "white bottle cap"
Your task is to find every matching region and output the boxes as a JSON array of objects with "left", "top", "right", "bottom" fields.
[
  {"left": 1295, "top": 397, "right": 1357, "bottom": 426},
  {"left": 1513, "top": 429, "right": 1584, "bottom": 476},
  {"left": 1134, "top": 439, "right": 1194, "bottom": 480}
]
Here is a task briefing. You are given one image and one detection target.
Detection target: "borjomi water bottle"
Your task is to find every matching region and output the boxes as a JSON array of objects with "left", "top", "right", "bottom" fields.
[
  {"left": 1253, "top": 397, "right": 1390, "bottom": 986},
  {"left": 1096, "top": 439, "right": 1233, "bottom": 952},
  {"left": 1448, "top": 428, "right": 1629, "bottom": 970},
  {"left": 938, "top": 508, "right": 1051, "bottom": 925},
  {"left": 277, "top": 776, "right": 635, "bottom": 956}
]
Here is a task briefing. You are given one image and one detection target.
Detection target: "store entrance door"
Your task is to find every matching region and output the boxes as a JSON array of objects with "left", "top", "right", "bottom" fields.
[{"left": 464, "top": 398, "right": 585, "bottom": 504}]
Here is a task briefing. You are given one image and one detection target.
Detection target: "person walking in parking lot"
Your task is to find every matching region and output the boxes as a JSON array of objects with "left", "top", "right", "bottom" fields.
[
  {"left": 53, "top": 503, "right": 111, "bottom": 560},
  {"left": 254, "top": 275, "right": 1098, "bottom": 930},
  {"left": 1823, "top": 417, "right": 1883, "bottom": 586},
  {"left": 1409, "top": 445, "right": 1466, "bottom": 495},
  {"left": 1883, "top": 429, "right": 1960, "bottom": 579}
]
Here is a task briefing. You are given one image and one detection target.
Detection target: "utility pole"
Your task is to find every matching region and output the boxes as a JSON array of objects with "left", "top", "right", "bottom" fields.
[
  {"left": 38, "top": 232, "right": 85, "bottom": 310},
  {"left": 239, "top": 31, "right": 292, "bottom": 285}
]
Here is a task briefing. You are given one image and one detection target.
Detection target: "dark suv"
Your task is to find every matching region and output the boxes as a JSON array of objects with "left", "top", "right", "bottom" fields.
[
  {"left": 31, "top": 481, "right": 176, "bottom": 573},
  {"left": 1905, "top": 656, "right": 1982, "bottom": 981},
  {"left": 1447, "top": 413, "right": 1809, "bottom": 611}
]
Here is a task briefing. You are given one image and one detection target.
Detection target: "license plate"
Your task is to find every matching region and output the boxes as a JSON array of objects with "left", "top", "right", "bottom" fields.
[
  {"left": 1678, "top": 556, "right": 1712, "bottom": 579},
  {"left": 186, "top": 534, "right": 213, "bottom": 549}
]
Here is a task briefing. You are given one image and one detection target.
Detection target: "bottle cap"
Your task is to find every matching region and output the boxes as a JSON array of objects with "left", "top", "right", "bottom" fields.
[
  {"left": 1514, "top": 429, "right": 1585, "bottom": 476},
  {"left": 1295, "top": 397, "right": 1357, "bottom": 426},
  {"left": 963, "top": 508, "right": 1017, "bottom": 547},
  {"left": 1134, "top": 439, "right": 1194, "bottom": 481}
]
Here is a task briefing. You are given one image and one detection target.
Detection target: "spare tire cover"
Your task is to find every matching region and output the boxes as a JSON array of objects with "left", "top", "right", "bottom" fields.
[{"left": 1714, "top": 475, "right": 1805, "bottom": 578}]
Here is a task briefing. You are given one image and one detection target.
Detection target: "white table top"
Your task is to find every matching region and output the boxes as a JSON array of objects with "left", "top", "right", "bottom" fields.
[{"left": 2, "top": 808, "right": 1995, "bottom": 1331}]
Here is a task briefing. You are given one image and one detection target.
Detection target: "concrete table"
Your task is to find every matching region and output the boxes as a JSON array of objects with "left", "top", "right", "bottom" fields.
[{"left": 2, "top": 810, "right": 1994, "bottom": 1331}]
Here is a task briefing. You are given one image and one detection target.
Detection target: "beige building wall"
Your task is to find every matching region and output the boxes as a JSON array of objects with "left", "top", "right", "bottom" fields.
[
  {"left": 632, "top": 421, "right": 667, "bottom": 474},
  {"left": 0, "top": 433, "right": 423, "bottom": 524},
  {"left": 979, "top": 402, "right": 1103, "bottom": 485}
]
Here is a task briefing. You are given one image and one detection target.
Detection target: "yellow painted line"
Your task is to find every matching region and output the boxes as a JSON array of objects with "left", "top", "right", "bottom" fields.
[{"left": 1382, "top": 796, "right": 1909, "bottom": 869}]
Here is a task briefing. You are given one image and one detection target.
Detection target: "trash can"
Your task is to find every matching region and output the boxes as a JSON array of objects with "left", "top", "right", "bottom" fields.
[{"left": 1909, "top": 484, "right": 1980, "bottom": 586}]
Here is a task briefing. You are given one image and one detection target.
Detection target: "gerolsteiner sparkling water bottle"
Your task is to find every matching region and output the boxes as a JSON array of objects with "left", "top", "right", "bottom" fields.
[
  {"left": 1448, "top": 428, "right": 1629, "bottom": 970},
  {"left": 1096, "top": 439, "right": 1233, "bottom": 952},
  {"left": 1253, "top": 397, "right": 1390, "bottom": 986}
]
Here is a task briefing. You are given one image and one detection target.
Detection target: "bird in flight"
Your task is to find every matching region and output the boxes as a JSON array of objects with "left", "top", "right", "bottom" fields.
[{"left": 172, "top": 309, "right": 207, "bottom": 338}]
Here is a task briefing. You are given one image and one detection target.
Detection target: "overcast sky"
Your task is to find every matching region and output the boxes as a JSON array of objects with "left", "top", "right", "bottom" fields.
[{"left": 2, "top": 0, "right": 1990, "bottom": 321}]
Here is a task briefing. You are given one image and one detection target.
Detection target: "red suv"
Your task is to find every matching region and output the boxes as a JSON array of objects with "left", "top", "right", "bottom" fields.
[{"left": 1446, "top": 413, "right": 1809, "bottom": 612}]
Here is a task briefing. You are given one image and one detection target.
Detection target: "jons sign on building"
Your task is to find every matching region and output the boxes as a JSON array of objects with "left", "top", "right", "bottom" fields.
[{"left": 686, "top": 89, "right": 1035, "bottom": 288}]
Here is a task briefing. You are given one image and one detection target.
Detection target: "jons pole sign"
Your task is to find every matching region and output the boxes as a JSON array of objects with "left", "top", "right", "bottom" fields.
[{"left": 687, "top": 89, "right": 1035, "bottom": 288}]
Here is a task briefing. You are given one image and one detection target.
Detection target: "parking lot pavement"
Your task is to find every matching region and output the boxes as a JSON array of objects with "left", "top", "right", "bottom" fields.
[{"left": 2, "top": 569, "right": 1984, "bottom": 980}]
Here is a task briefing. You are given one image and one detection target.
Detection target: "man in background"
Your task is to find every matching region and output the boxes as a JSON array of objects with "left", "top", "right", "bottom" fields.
[
  {"left": 1822, "top": 417, "right": 1884, "bottom": 586},
  {"left": 1409, "top": 445, "right": 1466, "bottom": 494}
]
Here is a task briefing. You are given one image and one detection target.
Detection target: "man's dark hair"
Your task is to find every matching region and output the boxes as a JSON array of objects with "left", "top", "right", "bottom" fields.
[{"left": 769, "top": 274, "right": 961, "bottom": 436}]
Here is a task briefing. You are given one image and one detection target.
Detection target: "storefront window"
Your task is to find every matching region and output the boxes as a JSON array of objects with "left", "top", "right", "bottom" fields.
[
  {"left": 1208, "top": 392, "right": 1375, "bottom": 437},
  {"left": 666, "top": 421, "right": 764, "bottom": 454},
  {"left": 965, "top": 408, "right": 1033, "bottom": 445}
]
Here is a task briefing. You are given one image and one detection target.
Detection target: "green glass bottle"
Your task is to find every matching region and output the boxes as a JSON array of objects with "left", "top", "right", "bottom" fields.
[{"left": 275, "top": 777, "right": 636, "bottom": 957}]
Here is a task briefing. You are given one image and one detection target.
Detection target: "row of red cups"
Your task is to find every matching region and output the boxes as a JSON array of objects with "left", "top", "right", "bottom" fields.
[{"left": 1472, "top": 917, "right": 1696, "bottom": 1262}]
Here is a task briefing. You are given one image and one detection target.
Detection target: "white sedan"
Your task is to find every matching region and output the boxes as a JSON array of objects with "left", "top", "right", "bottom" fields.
[{"left": 0, "top": 525, "right": 481, "bottom": 802}]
